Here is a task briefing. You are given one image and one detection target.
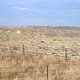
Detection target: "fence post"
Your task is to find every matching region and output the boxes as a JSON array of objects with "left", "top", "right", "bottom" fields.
[
  {"left": 64, "top": 48, "right": 68, "bottom": 62},
  {"left": 22, "top": 44, "right": 25, "bottom": 56},
  {"left": 47, "top": 65, "right": 49, "bottom": 80}
]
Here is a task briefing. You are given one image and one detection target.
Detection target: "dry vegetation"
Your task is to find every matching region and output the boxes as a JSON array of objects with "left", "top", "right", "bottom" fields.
[{"left": 0, "top": 27, "right": 80, "bottom": 80}]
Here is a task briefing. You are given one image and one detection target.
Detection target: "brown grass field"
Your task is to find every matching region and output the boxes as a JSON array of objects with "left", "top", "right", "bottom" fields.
[{"left": 0, "top": 27, "right": 80, "bottom": 80}]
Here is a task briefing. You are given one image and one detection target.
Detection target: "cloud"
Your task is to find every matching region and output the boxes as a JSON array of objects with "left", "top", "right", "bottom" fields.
[
  {"left": 16, "top": 0, "right": 27, "bottom": 4},
  {"left": 71, "top": 10, "right": 80, "bottom": 15},
  {"left": 14, "top": 7, "right": 29, "bottom": 11},
  {"left": 71, "top": 10, "right": 80, "bottom": 12},
  {"left": 16, "top": 0, "right": 38, "bottom": 4}
]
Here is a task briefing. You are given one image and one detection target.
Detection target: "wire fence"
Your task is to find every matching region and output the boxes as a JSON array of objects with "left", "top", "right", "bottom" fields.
[
  {"left": 0, "top": 45, "right": 80, "bottom": 80},
  {"left": 0, "top": 64, "right": 67, "bottom": 80}
]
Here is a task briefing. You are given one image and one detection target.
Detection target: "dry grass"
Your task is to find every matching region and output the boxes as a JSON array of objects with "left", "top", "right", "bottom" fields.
[{"left": 0, "top": 27, "right": 80, "bottom": 80}]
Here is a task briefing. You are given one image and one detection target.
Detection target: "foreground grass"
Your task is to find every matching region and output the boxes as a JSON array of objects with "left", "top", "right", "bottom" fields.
[{"left": 0, "top": 27, "right": 80, "bottom": 80}]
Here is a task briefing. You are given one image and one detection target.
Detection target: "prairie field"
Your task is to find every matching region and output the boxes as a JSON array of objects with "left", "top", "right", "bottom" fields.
[{"left": 0, "top": 27, "right": 80, "bottom": 80}]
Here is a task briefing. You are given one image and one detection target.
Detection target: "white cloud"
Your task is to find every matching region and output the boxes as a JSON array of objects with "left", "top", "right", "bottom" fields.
[
  {"left": 14, "top": 7, "right": 29, "bottom": 11},
  {"left": 16, "top": 0, "right": 27, "bottom": 4},
  {"left": 16, "top": 0, "right": 39, "bottom": 4},
  {"left": 71, "top": 10, "right": 80, "bottom": 15},
  {"left": 72, "top": 10, "right": 80, "bottom": 12}
]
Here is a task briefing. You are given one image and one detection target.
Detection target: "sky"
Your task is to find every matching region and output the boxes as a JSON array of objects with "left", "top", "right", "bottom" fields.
[{"left": 0, "top": 0, "right": 80, "bottom": 26}]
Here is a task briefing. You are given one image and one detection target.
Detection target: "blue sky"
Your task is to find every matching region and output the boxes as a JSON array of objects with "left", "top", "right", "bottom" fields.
[{"left": 0, "top": 0, "right": 80, "bottom": 26}]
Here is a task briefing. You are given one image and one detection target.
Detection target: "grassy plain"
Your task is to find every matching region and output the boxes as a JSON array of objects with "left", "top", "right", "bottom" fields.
[{"left": 0, "top": 27, "right": 80, "bottom": 80}]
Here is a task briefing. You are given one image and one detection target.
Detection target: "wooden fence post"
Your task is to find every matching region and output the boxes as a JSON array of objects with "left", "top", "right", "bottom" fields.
[
  {"left": 47, "top": 65, "right": 49, "bottom": 80},
  {"left": 64, "top": 48, "right": 68, "bottom": 62},
  {"left": 22, "top": 44, "right": 25, "bottom": 56}
]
